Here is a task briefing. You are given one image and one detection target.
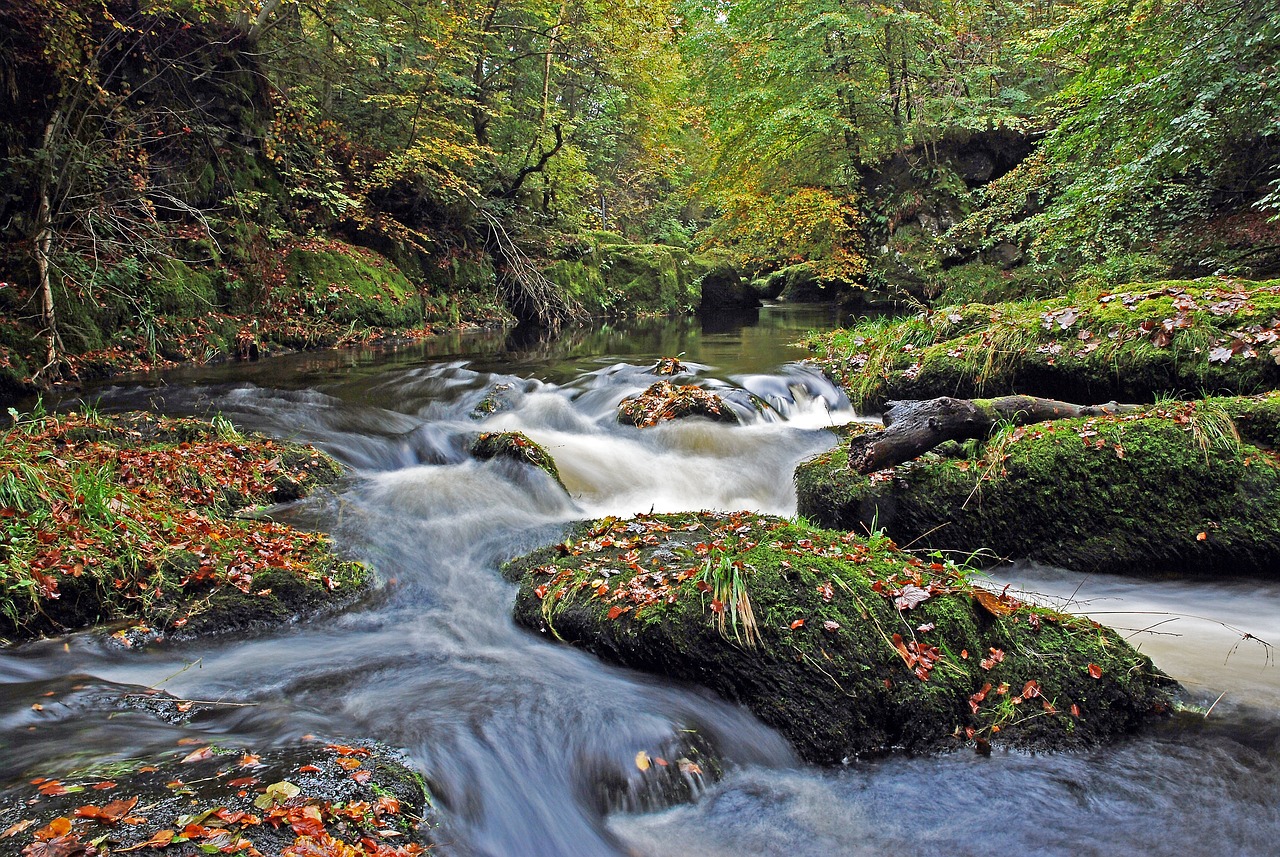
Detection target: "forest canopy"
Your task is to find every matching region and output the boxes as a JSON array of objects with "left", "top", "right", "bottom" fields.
[{"left": 0, "top": 0, "right": 1276, "bottom": 386}]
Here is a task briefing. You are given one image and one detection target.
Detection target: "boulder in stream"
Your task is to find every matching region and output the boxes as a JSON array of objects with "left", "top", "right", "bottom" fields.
[
  {"left": 470, "top": 431, "right": 565, "bottom": 491},
  {"left": 504, "top": 512, "right": 1175, "bottom": 763},
  {"left": 796, "top": 396, "right": 1280, "bottom": 576},
  {"left": 0, "top": 410, "right": 366, "bottom": 646},
  {"left": 617, "top": 381, "right": 739, "bottom": 427}
]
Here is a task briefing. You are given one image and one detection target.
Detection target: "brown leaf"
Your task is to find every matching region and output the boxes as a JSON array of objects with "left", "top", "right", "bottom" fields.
[{"left": 972, "top": 589, "right": 1015, "bottom": 617}]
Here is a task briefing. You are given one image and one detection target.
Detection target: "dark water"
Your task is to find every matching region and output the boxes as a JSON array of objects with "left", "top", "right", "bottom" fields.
[{"left": 3, "top": 306, "right": 1279, "bottom": 856}]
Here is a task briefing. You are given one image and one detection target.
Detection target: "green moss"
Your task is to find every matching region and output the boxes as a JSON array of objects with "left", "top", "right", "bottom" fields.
[
  {"left": 504, "top": 511, "right": 1174, "bottom": 763},
  {"left": 0, "top": 410, "right": 363, "bottom": 644},
  {"left": 543, "top": 242, "right": 704, "bottom": 316},
  {"left": 1221, "top": 391, "right": 1280, "bottom": 448},
  {"left": 796, "top": 402, "right": 1280, "bottom": 576},
  {"left": 147, "top": 259, "right": 218, "bottom": 316},
  {"left": 283, "top": 242, "right": 422, "bottom": 329},
  {"left": 471, "top": 431, "right": 566, "bottom": 491},
  {"left": 808, "top": 277, "right": 1280, "bottom": 410}
]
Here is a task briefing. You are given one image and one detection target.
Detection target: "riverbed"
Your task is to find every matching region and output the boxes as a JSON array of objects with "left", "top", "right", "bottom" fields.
[{"left": 3, "top": 307, "right": 1278, "bottom": 856}]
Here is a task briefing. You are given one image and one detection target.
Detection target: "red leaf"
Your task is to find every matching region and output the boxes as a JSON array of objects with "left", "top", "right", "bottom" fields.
[
  {"left": 789, "top": 619, "right": 805, "bottom": 629},
  {"left": 1088, "top": 663, "right": 1103, "bottom": 679}
]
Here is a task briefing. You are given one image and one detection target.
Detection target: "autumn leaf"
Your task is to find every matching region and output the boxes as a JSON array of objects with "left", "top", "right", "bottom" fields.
[
  {"left": 1088, "top": 663, "right": 1103, "bottom": 679},
  {"left": 893, "top": 584, "right": 930, "bottom": 611},
  {"left": 180, "top": 746, "right": 214, "bottom": 764},
  {"left": 635, "top": 751, "right": 651, "bottom": 771},
  {"left": 972, "top": 588, "right": 1016, "bottom": 617},
  {"left": 289, "top": 806, "right": 326, "bottom": 837},
  {"left": 789, "top": 618, "right": 805, "bottom": 629},
  {"left": 73, "top": 796, "right": 138, "bottom": 824}
]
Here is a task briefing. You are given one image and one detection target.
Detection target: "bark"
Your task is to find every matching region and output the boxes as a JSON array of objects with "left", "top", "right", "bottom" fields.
[
  {"left": 33, "top": 112, "right": 63, "bottom": 382},
  {"left": 847, "top": 395, "right": 1144, "bottom": 474}
]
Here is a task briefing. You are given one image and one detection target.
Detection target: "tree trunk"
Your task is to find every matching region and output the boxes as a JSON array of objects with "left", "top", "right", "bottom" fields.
[
  {"left": 33, "top": 112, "right": 63, "bottom": 383},
  {"left": 847, "top": 395, "right": 1143, "bottom": 474}
]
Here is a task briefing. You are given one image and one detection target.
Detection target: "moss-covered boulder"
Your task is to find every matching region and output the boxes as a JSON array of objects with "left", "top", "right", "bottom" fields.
[
  {"left": 796, "top": 398, "right": 1280, "bottom": 576},
  {"left": 617, "top": 381, "right": 740, "bottom": 427},
  {"left": 0, "top": 410, "right": 363, "bottom": 644},
  {"left": 504, "top": 512, "right": 1174, "bottom": 763},
  {"left": 0, "top": 691, "right": 432, "bottom": 856},
  {"left": 807, "top": 277, "right": 1280, "bottom": 410},
  {"left": 471, "top": 431, "right": 565, "bottom": 490}
]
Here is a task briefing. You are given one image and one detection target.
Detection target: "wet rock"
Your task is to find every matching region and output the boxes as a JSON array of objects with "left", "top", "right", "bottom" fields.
[
  {"left": 796, "top": 399, "right": 1280, "bottom": 577},
  {"left": 0, "top": 411, "right": 363, "bottom": 646},
  {"left": 470, "top": 382, "right": 518, "bottom": 419},
  {"left": 650, "top": 357, "right": 689, "bottom": 377},
  {"left": 617, "top": 381, "right": 739, "bottom": 427},
  {"left": 470, "top": 431, "right": 565, "bottom": 490},
  {"left": 0, "top": 696, "right": 434, "bottom": 856},
  {"left": 504, "top": 512, "right": 1175, "bottom": 764}
]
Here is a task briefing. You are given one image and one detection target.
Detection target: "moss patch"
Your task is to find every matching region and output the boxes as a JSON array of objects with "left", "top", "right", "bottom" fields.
[
  {"left": 0, "top": 410, "right": 364, "bottom": 644},
  {"left": 282, "top": 239, "right": 422, "bottom": 330},
  {"left": 807, "top": 277, "right": 1280, "bottom": 410},
  {"left": 471, "top": 431, "right": 565, "bottom": 491},
  {"left": 504, "top": 511, "right": 1174, "bottom": 763},
  {"left": 796, "top": 399, "right": 1280, "bottom": 576},
  {"left": 543, "top": 242, "right": 715, "bottom": 317}
]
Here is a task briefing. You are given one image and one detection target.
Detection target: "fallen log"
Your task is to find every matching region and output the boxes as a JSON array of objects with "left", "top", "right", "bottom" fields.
[{"left": 848, "top": 395, "right": 1144, "bottom": 474}]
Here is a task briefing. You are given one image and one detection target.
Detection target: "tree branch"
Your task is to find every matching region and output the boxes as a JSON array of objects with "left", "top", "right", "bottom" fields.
[{"left": 847, "top": 395, "right": 1144, "bottom": 474}]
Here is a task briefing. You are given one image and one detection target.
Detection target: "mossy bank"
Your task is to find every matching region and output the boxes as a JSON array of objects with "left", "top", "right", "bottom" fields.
[
  {"left": 796, "top": 395, "right": 1280, "bottom": 576},
  {"left": 806, "top": 277, "right": 1280, "bottom": 411},
  {"left": 504, "top": 511, "right": 1174, "bottom": 764},
  {"left": 0, "top": 409, "right": 366, "bottom": 645}
]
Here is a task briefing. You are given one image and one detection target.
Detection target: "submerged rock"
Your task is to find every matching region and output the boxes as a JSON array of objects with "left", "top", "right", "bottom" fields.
[
  {"left": 617, "top": 381, "right": 739, "bottom": 427},
  {"left": 796, "top": 398, "right": 1280, "bottom": 577},
  {"left": 504, "top": 512, "right": 1174, "bottom": 763},
  {"left": 470, "top": 431, "right": 565, "bottom": 490},
  {"left": 469, "top": 382, "right": 518, "bottom": 419}
]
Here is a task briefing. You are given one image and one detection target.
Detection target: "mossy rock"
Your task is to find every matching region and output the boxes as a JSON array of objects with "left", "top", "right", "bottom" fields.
[
  {"left": 617, "top": 381, "right": 739, "bottom": 427},
  {"left": 697, "top": 263, "right": 760, "bottom": 311},
  {"left": 504, "top": 512, "right": 1174, "bottom": 763},
  {"left": 0, "top": 411, "right": 363, "bottom": 645},
  {"left": 469, "top": 382, "right": 519, "bottom": 419},
  {"left": 283, "top": 241, "right": 422, "bottom": 329},
  {"left": 795, "top": 400, "right": 1280, "bottom": 576},
  {"left": 0, "top": 712, "right": 433, "bottom": 856},
  {"left": 146, "top": 259, "right": 219, "bottom": 316},
  {"left": 763, "top": 264, "right": 856, "bottom": 304},
  {"left": 807, "top": 277, "right": 1280, "bottom": 411},
  {"left": 471, "top": 431, "right": 565, "bottom": 491}
]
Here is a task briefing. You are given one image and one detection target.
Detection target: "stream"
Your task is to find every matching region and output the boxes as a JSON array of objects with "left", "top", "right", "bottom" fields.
[{"left": 2, "top": 306, "right": 1279, "bottom": 856}]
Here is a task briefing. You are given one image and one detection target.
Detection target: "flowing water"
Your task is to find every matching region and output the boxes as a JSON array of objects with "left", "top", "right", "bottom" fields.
[{"left": 3, "top": 307, "right": 1279, "bottom": 856}]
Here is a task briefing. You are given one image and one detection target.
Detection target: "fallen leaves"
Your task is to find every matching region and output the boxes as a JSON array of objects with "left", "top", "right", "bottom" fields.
[{"left": 72, "top": 796, "right": 138, "bottom": 824}]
